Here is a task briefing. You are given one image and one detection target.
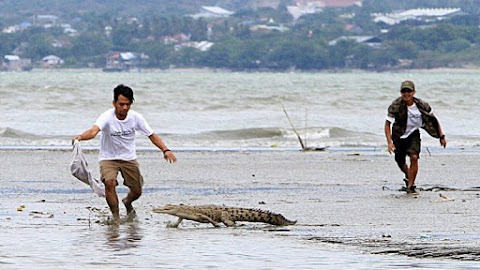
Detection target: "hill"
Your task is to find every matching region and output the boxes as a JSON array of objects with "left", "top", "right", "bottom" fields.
[{"left": 1, "top": 0, "right": 479, "bottom": 21}]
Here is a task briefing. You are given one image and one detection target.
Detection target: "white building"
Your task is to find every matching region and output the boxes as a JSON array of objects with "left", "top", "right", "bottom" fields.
[
  {"left": 41, "top": 55, "right": 64, "bottom": 67},
  {"left": 191, "top": 6, "right": 234, "bottom": 19},
  {"left": 373, "top": 8, "right": 462, "bottom": 25},
  {"left": 329, "top": 36, "right": 382, "bottom": 47}
]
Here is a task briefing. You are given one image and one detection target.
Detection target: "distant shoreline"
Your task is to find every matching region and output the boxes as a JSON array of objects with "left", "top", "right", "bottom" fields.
[{"left": 21, "top": 66, "right": 480, "bottom": 74}]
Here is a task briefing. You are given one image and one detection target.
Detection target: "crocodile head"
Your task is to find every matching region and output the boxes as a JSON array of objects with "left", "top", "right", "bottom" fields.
[{"left": 152, "top": 204, "right": 181, "bottom": 214}]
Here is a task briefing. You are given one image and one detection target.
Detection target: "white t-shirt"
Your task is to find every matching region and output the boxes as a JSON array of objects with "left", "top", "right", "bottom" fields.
[
  {"left": 94, "top": 108, "right": 154, "bottom": 161},
  {"left": 401, "top": 103, "right": 423, "bottom": 139}
]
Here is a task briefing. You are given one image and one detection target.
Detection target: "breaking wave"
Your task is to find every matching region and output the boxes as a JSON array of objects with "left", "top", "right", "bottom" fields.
[
  {"left": 1, "top": 126, "right": 478, "bottom": 151},
  {"left": 0, "top": 127, "right": 36, "bottom": 138}
]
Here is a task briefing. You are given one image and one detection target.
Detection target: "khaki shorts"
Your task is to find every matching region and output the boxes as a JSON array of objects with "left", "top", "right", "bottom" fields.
[{"left": 100, "top": 160, "right": 144, "bottom": 189}]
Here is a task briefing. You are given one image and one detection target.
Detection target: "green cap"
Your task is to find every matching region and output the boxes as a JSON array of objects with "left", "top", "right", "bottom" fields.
[{"left": 401, "top": 80, "right": 415, "bottom": 91}]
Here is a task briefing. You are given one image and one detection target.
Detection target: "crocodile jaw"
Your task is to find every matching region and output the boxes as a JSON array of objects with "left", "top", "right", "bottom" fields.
[{"left": 152, "top": 205, "right": 178, "bottom": 215}]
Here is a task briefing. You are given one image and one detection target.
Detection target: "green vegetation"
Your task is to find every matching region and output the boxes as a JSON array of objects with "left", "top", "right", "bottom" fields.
[{"left": 1, "top": 0, "right": 480, "bottom": 70}]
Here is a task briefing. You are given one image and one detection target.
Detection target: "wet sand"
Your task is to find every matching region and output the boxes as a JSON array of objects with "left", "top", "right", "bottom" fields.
[{"left": 1, "top": 149, "right": 480, "bottom": 267}]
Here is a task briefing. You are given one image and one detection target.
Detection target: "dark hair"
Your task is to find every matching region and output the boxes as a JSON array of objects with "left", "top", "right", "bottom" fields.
[{"left": 113, "top": 84, "right": 135, "bottom": 103}]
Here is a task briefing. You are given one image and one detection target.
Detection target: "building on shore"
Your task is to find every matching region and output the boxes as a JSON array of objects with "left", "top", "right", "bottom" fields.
[{"left": 2, "top": 55, "right": 32, "bottom": 71}]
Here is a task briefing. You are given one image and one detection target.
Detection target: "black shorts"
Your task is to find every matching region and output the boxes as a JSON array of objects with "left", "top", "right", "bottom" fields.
[{"left": 394, "top": 130, "right": 421, "bottom": 166}]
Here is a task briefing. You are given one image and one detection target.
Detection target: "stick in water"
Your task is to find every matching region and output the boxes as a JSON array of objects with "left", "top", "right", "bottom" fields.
[{"left": 281, "top": 102, "right": 306, "bottom": 150}]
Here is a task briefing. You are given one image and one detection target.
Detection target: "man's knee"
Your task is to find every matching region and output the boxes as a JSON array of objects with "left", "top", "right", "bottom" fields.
[
  {"left": 104, "top": 179, "right": 118, "bottom": 189},
  {"left": 409, "top": 154, "right": 419, "bottom": 162},
  {"left": 130, "top": 187, "right": 142, "bottom": 198}
]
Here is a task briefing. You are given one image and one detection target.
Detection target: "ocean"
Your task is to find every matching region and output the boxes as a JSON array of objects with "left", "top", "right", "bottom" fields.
[{"left": 1, "top": 69, "right": 478, "bottom": 151}]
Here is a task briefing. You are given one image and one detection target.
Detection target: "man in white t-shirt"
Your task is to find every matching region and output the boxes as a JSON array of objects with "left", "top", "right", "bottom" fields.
[
  {"left": 73, "top": 84, "right": 176, "bottom": 223},
  {"left": 384, "top": 80, "right": 446, "bottom": 195}
]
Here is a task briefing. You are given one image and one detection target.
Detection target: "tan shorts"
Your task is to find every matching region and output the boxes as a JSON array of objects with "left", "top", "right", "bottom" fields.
[{"left": 100, "top": 160, "right": 144, "bottom": 189}]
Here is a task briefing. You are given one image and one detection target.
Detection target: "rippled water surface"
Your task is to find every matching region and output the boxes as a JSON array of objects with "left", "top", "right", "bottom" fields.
[
  {"left": 0, "top": 69, "right": 479, "bottom": 149},
  {"left": 2, "top": 217, "right": 480, "bottom": 270}
]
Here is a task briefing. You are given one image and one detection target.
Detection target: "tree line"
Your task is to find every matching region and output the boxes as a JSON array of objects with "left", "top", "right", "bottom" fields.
[{"left": 1, "top": 5, "right": 480, "bottom": 71}]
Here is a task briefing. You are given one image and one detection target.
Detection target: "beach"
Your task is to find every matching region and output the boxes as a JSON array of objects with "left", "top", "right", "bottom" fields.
[
  {"left": 1, "top": 149, "right": 480, "bottom": 269},
  {"left": 1, "top": 65, "right": 480, "bottom": 269}
]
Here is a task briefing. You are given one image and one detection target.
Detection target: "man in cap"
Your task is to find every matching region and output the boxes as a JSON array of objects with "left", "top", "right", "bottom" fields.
[{"left": 384, "top": 80, "right": 447, "bottom": 194}]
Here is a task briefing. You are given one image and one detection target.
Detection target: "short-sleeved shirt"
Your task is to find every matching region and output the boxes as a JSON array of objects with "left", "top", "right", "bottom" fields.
[
  {"left": 95, "top": 108, "right": 154, "bottom": 161},
  {"left": 386, "top": 97, "right": 441, "bottom": 142}
]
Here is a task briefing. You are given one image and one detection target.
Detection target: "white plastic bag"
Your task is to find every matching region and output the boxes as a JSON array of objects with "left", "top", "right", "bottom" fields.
[{"left": 70, "top": 141, "right": 105, "bottom": 197}]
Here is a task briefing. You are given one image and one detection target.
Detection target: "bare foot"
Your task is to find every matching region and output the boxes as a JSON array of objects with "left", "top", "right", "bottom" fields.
[
  {"left": 122, "top": 198, "right": 137, "bottom": 222},
  {"left": 102, "top": 216, "right": 121, "bottom": 226},
  {"left": 124, "top": 209, "right": 137, "bottom": 223}
]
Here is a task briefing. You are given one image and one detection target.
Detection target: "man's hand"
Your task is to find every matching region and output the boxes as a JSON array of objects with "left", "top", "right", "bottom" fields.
[
  {"left": 387, "top": 141, "right": 395, "bottom": 154},
  {"left": 71, "top": 136, "right": 80, "bottom": 145},
  {"left": 440, "top": 136, "right": 447, "bottom": 148},
  {"left": 163, "top": 150, "right": 177, "bottom": 163}
]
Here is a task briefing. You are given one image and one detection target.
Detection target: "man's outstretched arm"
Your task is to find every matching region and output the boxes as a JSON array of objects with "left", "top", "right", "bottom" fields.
[
  {"left": 149, "top": 133, "right": 177, "bottom": 163},
  {"left": 73, "top": 125, "right": 101, "bottom": 142}
]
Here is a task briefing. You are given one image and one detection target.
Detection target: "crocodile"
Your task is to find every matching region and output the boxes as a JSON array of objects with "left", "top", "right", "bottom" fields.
[{"left": 152, "top": 204, "right": 297, "bottom": 228}]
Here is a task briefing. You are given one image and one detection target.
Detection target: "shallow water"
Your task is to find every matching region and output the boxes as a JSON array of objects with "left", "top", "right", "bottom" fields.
[
  {"left": 2, "top": 150, "right": 480, "bottom": 269},
  {"left": 2, "top": 210, "right": 480, "bottom": 270}
]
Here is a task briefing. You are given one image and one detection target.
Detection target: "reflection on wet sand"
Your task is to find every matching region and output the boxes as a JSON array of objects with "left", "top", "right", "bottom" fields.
[
  {"left": 104, "top": 222, "right": 143, "bottom": 251},
  {"left": 2, "top": 150, "right": 480, "bottom": 269}
]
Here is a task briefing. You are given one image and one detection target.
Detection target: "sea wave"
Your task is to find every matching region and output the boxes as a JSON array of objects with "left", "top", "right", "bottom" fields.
[
  {"left": 0, "top": 126, "right": 371, "bottom": 147},
  {"left": 198, "top": 127, "right": 285, "bottom": 139},
  {"left": 1, "top": 126, "right": 479, "bottom": 151},
  {"left": 0, "top": 127, "right": 37, "bottom": 138},
  {"left": 0, "top": 127, "right": 69, "bottom": 146}
]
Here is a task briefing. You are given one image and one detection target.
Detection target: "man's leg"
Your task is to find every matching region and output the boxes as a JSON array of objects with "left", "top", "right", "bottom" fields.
[
  {"left": 100, "top": 160, "right": 121, "bottom": 222},
  {"left": 105, "top": 179, "right": 120, "bottom": 221},
  {"left": 122, "top": 187, "right": 142, "bottom": 215},
  {"left": 394, "top": 142, "right": 409, "bottom": 186},
  {"left": 406, "top": 132, "right": 421, "bottom": 190},
  {"left": 400, "top": 164, "right": 409, "bottom": 179},
  {"left": 407, "top": 154, "right": 419, "bottom": 189},
  {"left": 120, "top": 160, "right": 144, "bottom": 218}
]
